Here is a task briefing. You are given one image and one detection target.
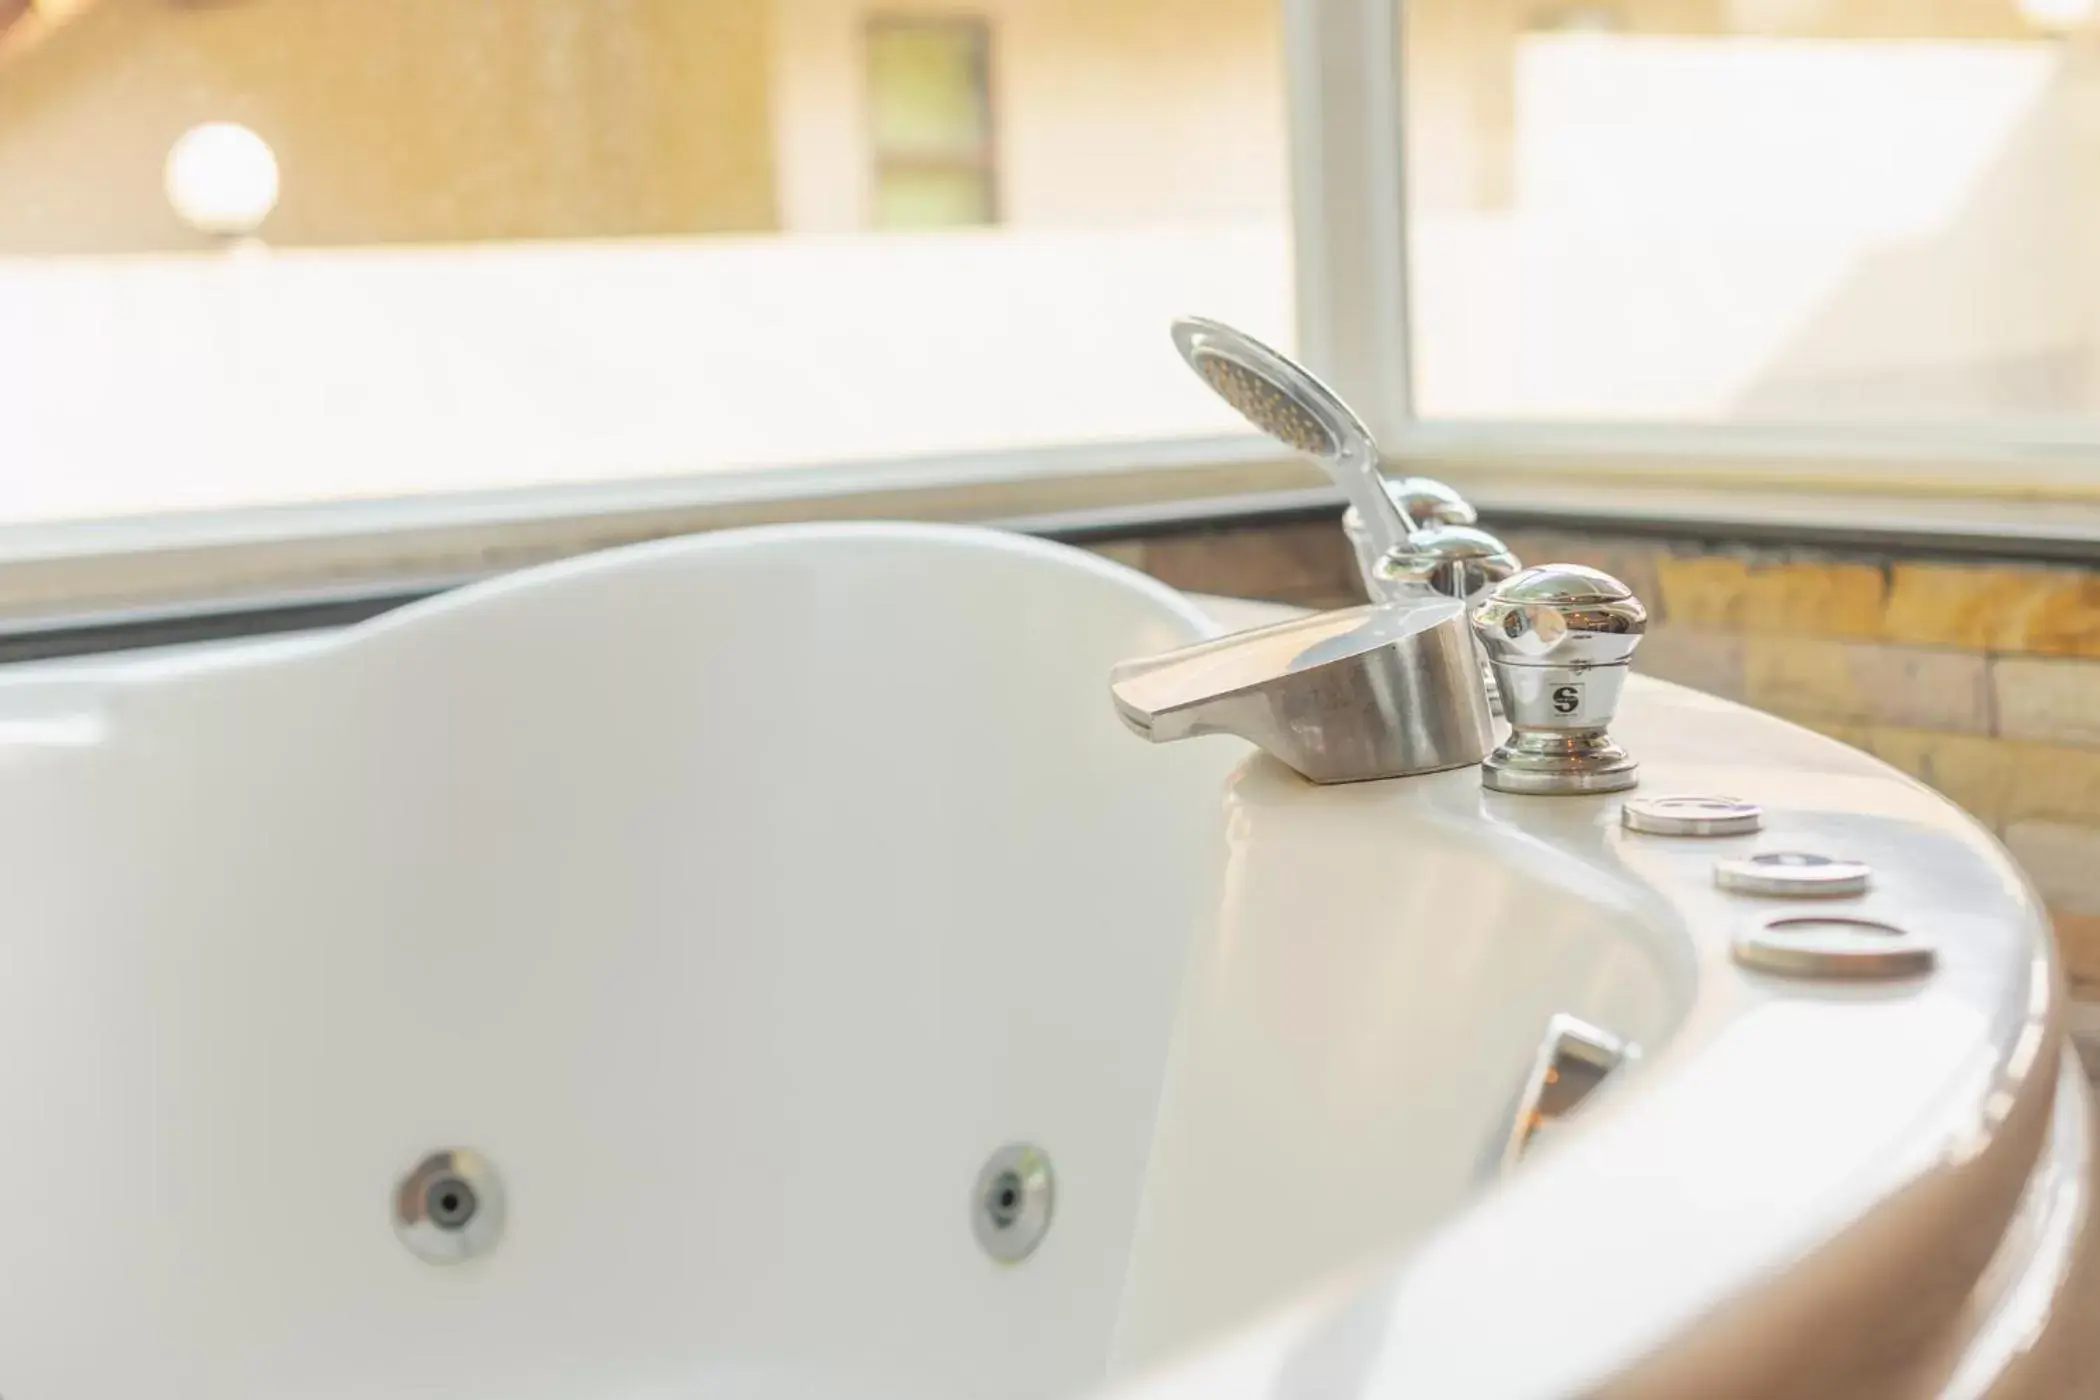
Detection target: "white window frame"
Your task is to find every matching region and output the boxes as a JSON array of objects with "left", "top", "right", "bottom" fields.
[{"left": 7, "top": 0, "right": 2100, "bottom": 632}]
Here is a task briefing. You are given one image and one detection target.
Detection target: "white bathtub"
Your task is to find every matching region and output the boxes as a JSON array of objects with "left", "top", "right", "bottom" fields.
[{"left": 0, "top": 523, "right": 2085, "bottom": 1398}]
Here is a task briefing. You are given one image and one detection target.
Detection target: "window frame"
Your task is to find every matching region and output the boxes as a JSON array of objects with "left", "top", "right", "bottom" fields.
[
  {"left": 1292, "top": 0, "right": 2100, "bottom": 533},
  {"left": 8, "top": 0, "right": 2100, "bottom": 636}
]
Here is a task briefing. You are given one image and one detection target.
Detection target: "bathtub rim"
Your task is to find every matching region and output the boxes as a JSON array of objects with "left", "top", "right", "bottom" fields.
[{"left": 1102, "top": 670, "right": 2068, "bottom": 1399}]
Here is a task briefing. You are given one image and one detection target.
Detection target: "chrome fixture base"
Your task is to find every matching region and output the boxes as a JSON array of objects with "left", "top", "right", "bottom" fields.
[
  {"left": 1483, "top": 729, "right": 1640, "bottom": 795},
  {"left": 972, "top": 1143, "right": 1054, "bottom": 1264},
  {"left": 1110, "top": 596, "right": 1494, "bottom": 784},
  {"left": 1621, "top": 794, "right": 1763, "bottom": 837}
]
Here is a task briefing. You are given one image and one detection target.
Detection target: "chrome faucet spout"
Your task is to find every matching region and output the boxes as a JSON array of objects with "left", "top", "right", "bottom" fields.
[{"left": 1108, "top": 596, "right": 1493, "bottom": 785}]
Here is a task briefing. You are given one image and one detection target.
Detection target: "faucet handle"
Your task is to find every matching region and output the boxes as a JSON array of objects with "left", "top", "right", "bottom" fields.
[
  {"left": 1374, "top": 524, "right": 1521, "bottom": 605},
  {"left": 1378, "top": 523, "right": 1523, "bottom": 719},
  {"left": 1343, "top": 476, "right": 1479, "bottom": 593},
  {"left": 1342, "top": 475, "right": 1477, "bottom": 533},
  {"left": 1470, "top": 564, "right": 1647, "bottom": 795},
  {"left": 1394, "top": 475, "right": 1478, "bottom": 527},
  {"left": 1109, "top": 598, "right": 1493, "bottom": 784}
]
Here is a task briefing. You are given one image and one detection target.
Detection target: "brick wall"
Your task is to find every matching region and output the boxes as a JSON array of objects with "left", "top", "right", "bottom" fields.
[{"left": 1087, "top": 516, "right": 2100, "bottom": 998}]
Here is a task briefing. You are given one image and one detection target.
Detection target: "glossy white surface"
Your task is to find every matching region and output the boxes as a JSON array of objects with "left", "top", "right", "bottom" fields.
[
  {"left": 1109, "top": 681, "right": 2072, "bottom": 1399},
  {"left": 0, "top": 526, "right": 2078, "bottom": 1398},
  {"left": 1111, "top": 768, "right": 1688, "bottom": 1369},
  {"left": 0, "top": 525, "right": 1240, "bottom": 1398}
]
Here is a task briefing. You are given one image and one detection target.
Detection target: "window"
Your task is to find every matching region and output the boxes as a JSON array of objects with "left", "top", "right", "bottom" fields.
[
  {"left": 867, "top": 18, "right": 998, "bottom": 228},
  {"left": 1401, "top": 0, "right": 2100, "bottom": 427},
  {"left": 0, "top": 0, "right": 1293, "bottom": 580},
  {"left": 7, "top": 0, "right": 2099, "bottom": 622}
]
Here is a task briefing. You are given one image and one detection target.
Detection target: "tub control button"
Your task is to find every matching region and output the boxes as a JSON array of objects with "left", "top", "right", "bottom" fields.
[
  {"left": 1733, "top": 913, "right": 1936, "bottom": 980},
  {"left": 1716, "top": 851, "right": 1871, "bottom": 898},
  {"left": 1621, "top": 794, "right": 1762, "bottom": 837}
]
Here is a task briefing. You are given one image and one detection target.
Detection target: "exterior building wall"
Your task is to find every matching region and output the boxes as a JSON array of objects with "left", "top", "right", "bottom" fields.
[
  {"left": 771, "top": 0, "right": 1287, "bottom": 232},
  {"left": 0, "top": 0, "right": 778, "bottom": 253}
]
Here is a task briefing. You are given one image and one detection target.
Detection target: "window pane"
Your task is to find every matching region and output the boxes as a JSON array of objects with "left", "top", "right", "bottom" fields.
[
  {"left": 1404, "top": 0, "right": 2100, "bottom": 425},
  {"left": 869, "top": 21, "right": 991, "bottom": 159},
  {"left": 875, "top": 167, "right": 996, "bottom": 228},
  {"left": 0, "top": 0, "right": 1289, "bottom": 526}
]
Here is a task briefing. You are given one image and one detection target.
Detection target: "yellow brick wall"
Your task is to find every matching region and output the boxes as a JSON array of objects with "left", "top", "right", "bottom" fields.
[{"left": 1089, "top": 517, "right": 2100, "bottom": 994}]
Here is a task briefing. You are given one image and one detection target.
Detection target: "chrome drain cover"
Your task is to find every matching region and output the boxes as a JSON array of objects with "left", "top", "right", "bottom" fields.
[
  {"left": 394, "top": 1149, "right": 505, "bottom": 1265},
  {"left": 972, "top": 1143, "right": 1053, "bottom": 1264}
]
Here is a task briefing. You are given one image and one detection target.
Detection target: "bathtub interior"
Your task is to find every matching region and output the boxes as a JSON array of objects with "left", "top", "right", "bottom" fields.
[
  {"left": 1110, "top": 767, "right": 1689, "bottom": 1372},
  {"left": 0, "top": 526, "right": 1686, "bottom": 1398}
]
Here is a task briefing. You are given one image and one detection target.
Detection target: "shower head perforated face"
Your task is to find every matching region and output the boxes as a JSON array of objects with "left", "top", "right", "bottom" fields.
[
  {"left": 1169, "top": 316, "right": 1411, "bottom": 559},
  {"left": 1170, "top": 317, "right": 1360, "bottom": 462},
  {"left": 1189, "top": 349, "right": 1337, "bottom": 458}
]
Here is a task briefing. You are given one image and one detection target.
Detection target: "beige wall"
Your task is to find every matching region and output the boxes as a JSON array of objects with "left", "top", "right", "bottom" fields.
[
  {"left": 0, "top": 0, "right": 778, "bottom": 253},
  {"left": 770, "top": 0, "right": 1288, "bottom": 232},
  {"left": 0, "top": 0, "right": 2065, "bottom": 251},
  {"left": 1638, "top": 0, "right": 2044, "bottom": 37}
]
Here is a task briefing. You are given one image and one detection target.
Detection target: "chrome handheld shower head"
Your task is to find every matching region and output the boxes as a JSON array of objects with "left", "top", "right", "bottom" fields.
[{"left": 1169, "top": 316, "right": 1415, "bottom": 562}]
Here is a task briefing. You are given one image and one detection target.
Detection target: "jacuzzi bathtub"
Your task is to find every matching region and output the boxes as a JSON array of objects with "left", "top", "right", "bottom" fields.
[{"left": 0, "top": 522, "right": 2086, "bottom": 1398}]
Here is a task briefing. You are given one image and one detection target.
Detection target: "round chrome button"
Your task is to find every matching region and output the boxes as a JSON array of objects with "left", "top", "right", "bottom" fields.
[
  {"left": 1621, "top": 794, "right": 1763, "bottom": 837},
  {"left": 1716, "top": 850, "right": 1872, "bottom": 898},
  {"left": 1733, "top": 913, "right": 1936, "bottom": 980},
  {"left": 972, "top": 1143, "right": 1054, "bottom": 1264},
  {"left": 393, "top": 1148, "right": 505, "bottom": 1265}
]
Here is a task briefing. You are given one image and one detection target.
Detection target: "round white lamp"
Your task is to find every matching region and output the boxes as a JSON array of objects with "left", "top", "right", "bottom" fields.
[{"left": 164, "top": 122, "right": 279, "bottom": 238}]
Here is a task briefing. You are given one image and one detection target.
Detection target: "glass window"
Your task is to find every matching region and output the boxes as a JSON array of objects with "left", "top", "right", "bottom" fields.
[
  {"left": 867, "top": 18, "right": 997, "bottom": 227},
  {"left": 0, "top": 0, "right": 1290, "bottom": 527},
  {"left": 1403, "top": 0, "right": 2100, "bottom": 426}
]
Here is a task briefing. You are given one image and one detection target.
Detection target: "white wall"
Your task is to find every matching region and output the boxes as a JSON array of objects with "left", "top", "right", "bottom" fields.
[
  {"left": 1410, "top": 34, "right": 2100, "bottom": 421},
  {"left": 769, "top": 0, "right": 1289, "bottom": 232},
  {"left": 24, "top": 18, "right": 2100, "bottom": 528}
]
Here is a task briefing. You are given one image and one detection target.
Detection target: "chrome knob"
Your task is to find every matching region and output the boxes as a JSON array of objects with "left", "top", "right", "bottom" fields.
[
  {"left": 1470, "top": 564, "right": 1646, "bottom": 795},
  {"left": 1342, "top": 475, "right": 1477, "bottom": 531},
  {"left": 1377, "top": 524, "right": 1520, "bottom": 718},
  {"left": 1392, "top": 476, "right": 1477, "bottom": 528},
  {"left": 1343, "top": 476, "right": 1478, "bottom": 593},
  {"left": 1375, "top": 523, "right": 1520, "bottom": 605}
]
